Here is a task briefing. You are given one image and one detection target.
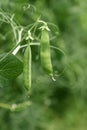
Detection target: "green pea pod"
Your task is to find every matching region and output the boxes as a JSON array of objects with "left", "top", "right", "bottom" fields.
[
  {"left": 40, "top": 29, "right": 53, "bottom": 77},
  {"left": 23, "top": 41, "right": 31, "bottom": 93}
]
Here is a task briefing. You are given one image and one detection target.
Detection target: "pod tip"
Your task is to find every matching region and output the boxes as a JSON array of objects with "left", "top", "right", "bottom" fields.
[{"left": 52, "top": 76, "right": 56, "bottom": 81}]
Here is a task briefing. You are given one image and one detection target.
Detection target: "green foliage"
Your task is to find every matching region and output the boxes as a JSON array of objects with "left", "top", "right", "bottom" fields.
[
  {"left": 0, "top": 54, "right": 23, "bottom": 79},
  {"left": 0, "top": 0, "right": 87, "bottom": 130}
]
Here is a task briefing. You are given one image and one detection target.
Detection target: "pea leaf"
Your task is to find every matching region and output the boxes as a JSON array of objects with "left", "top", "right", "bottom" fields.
[{"left": 0, "top": 54, "right": 23, "bottom": 79}]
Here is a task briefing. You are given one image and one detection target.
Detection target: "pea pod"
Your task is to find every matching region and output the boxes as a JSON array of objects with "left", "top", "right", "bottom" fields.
[
  {"left": 40, "top": 29, "right": 53, "bottom": 77},
  {"left": 23, "top": 41, "right": 31, "bottom": 93}
]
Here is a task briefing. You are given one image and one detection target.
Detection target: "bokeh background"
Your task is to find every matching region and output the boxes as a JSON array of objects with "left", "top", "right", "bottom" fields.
[{"left": 0, "top": 0, "right": 87, "bottom": 130}]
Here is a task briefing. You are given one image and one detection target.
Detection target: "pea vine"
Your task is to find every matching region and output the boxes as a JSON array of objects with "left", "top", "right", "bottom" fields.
[{"left": 0, "top": 8, "right": 65, "bottom": 111}]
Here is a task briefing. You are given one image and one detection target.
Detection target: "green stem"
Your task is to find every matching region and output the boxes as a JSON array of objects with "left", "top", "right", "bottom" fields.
[
  {"left": 21, "top": 43, "right": 65, "bottom": 55},
  {"left": 0, "top": 101, "right": 31, "bottom": 111}
]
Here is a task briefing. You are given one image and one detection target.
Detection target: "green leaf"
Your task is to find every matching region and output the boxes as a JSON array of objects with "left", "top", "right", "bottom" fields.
[{"left": 0, "top": 54, "right": 23, "bottom": 79}]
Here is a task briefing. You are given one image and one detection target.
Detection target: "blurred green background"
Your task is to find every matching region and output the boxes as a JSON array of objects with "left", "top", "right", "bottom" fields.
[{"left": 0, "top": 0, "right": 87, "bottom": 130}]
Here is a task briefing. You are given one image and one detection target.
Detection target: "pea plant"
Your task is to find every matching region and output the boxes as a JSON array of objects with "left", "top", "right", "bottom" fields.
[{"left": 0, "top": 8, "right": 64, "bottom": 111}]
